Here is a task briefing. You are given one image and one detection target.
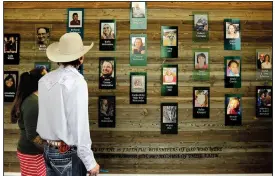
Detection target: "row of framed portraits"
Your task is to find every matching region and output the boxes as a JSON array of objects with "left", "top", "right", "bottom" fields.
[
  {"left": 72, "top": 89, "right": 273, "bottom": 133},
  {"left": 3, "top": 58, "right": 272, "bottom": 103},
  {"left": 4, "top": 17, "right": 249, "bottom": 63},
  {"left": 4, "top": 68, "right": 272, "bottom": 114},
  {"left": 3, "top": 18, "right": 241, "bottom": 55}
]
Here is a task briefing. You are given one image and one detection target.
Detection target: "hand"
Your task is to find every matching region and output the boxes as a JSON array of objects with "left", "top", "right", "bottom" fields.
[{"left": 88, "top": 164, "right": 100, "bottom": 176}]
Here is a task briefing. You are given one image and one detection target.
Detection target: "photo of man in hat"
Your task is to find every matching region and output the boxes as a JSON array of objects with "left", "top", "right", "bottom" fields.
[{"left": 36, "top": 32, "right": 100, "bottom": 176}]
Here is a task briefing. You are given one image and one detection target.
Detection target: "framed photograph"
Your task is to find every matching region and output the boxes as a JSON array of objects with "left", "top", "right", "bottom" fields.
[
  {"left": 131, "top": 2, "right": 145, "bottom": 18},
  {"left": 131, "top": 75, "right": 145, "bottom": 93},
  {"left": 225, "top": 94, "right": 242, "bottom": 126},
  {"left": 193, "top": 87, "right": 210, "bottom": 118},
  {"left": 163, "top": 29, "right": 177, "bottom": 46},
  {"left": 4, "top": 34, "right": 20, "bottom": 65},
  {"left": 68, "top": 10, "right": 82, "bottom": 27},
  {"left": 99, "top": 57, "right": 116, "bottom": 89},
  {"left": 193, "top": 12, "right": 209, "bottom": 42},
  {"left": 35, "top": 24, "right": 52, "bottom": 52},
  {"left": 225, "top": 22, "right": 240, "bottom": 39},
  {"left": 226, "top": 59, "right": 240, "bottom": 77},
  {"left": 130, "top": 34, "right": 147, "bottom": 66},
  {"left": 98, "top": 96, "right": 116, "bottom": 128},
  {"left": 100, "top": 20, "right": 116, "bottom": 51},
  {"left": 192, "top": 49, "right": 210, "bottom": 81},
  {"left": 256, "top": 86, "right": 272, "bottom": 117},
  {"left": 161, "top": 26, "right": 178, "bottom": 58},
  {"left": 161, "top": 65, "right": 178, "bottom": 96},
  {"left": 161, "top": 103, "right": 178, "bottom": 134},
  {"left": 67, "top": 8, "right": 84, "bottom": 39},
  {"left": 224, "top": 19, "right": 241, "bottom": 50},
  {"left": 130, "top": 2, "right": 147, "bottom": 29},
  {"left": 4, "top": 71, "right": 18, "bottom": 102},
  {"left": 224, "top": 56, "right": 241, "bottom": 88},
  {"left": 163, "top": 67, "right": 177, "bottom": 85},
  {"left": 256, "top": 49, "right": 272, "bottom": 80},
  {"left": 130, "top": 72, "right": 147, "bottom": 104},
  {"left": 194, "top": 52, "right": 209, "bottom": 70}
]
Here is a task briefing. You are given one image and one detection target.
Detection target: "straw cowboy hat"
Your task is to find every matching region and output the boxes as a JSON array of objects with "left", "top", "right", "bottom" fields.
[{"left": 46, "top": 32, "right": 94, "bottom": 62}]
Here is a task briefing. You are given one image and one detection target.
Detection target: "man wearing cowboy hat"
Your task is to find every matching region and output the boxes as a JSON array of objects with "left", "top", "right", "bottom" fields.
[{"left": 36, "top": 32, "right": 100, "bottom": 176}]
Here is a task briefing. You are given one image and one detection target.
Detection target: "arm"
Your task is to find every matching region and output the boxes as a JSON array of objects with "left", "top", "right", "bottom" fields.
[
  {"left": 68, "top": 79, "right": 98, "bottom": 171},
  {"left": 22, "top": 97, "right": 44, "bottom": 151}
]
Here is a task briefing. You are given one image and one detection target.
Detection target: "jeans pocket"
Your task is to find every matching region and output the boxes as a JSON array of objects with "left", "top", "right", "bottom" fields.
[{"left": 49, "top": 157, "right": 72, "bottom": 175}]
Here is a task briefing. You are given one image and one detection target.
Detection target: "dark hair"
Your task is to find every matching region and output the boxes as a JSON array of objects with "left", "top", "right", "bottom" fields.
[
  {"left": 264, "top": 54, "right": 270, "bottom": 62},
  {"left": 259, "top": 89, "right": 268, "bottom": 97},
  {"left": 228, "top": 60, "right": 239, "bottom": 67},
  {"left": 58, "top": 57, "right": 82, "bottom": 68},
  {"left": 36, "top": 27, "right": 50, "bottom": 34},
  {"left": 196, "top": 53, "right": 206, "bottom": 64},
  {"left": 10, "top": 68, "right": 45, "bottom": 124},
  {"left": 4, "top": 74, "right": 16, "bottom": 90},
  {"left": 72, "top": 13, "right": 78, "bottom": 17}
]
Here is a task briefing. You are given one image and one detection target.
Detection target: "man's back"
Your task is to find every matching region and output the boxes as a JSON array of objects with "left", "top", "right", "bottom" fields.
[{"left": 37, "top": 65, "right": 88, "bottom": 144}]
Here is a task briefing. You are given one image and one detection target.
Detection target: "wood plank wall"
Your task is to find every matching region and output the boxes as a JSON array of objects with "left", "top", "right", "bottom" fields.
[{"left": 4, "top": 2, "right": 273, "bottom": 174}]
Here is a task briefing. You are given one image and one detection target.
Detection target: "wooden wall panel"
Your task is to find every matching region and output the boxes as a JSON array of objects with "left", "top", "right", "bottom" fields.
[{"left": 4, "top": 1, "right": 272, "bottom": 174}]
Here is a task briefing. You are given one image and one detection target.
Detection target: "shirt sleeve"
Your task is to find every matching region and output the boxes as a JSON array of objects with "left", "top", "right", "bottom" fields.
[
  {"left": 22, "top": 97, "right": 39, "bottom": 142},
  {"left": 67, "top": 79, "right": 97, "bottom": 171}
]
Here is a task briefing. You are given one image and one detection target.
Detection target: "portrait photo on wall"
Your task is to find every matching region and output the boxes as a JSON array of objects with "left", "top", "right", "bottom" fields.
[
  {"left": 224, "top": 56, "right": 241, "bottom": 88},
  {"left": 131, "top": 75, "right": 145, "bottom": 93},
  {"left": 34, "top": 62, "right": 51, "bottom": 74},
  {"left": 4, "top": 71, "right": 18, "bottom": 102},
  {"left": 35, "top": 24, "right": 51, "bottom": 51},
  {"left": 192, "top": 49, "right": 210, "bottom": 81},
  {"left": 193, "top": 87, "right": 210, "bottom": 118},
  {"left": 68, "top": 10, "right": 82, "bottom": 27},
  {"left": 161, "top": 103, "right": 178, "bottom": 134},
  {"left": 67, "top": 8, "right": 84, "bottom": 38},
  {"left": 256, "top": 86, "right": 272, "bottom": 118},
  {"left": 161, "top": 26, "right": 178, "bottom": 58},
  {"left": 130, "top": 72, "right": 147, "bottom": 104},
  {"left": 224, "top": 19, "right": 241, "bottom": 50},
  {"left": 163, "top": 29, "right": 177, "bottom": 46},
  {"left": 130, "top": 2, "right": 147, "bottom": 29},
  {"left": 225, "top": 22, "right": 240, "bottom": 39},
  {"left": 193, "top": 12, "right": 209, "bottom": 42},
  {"left": 226, "top": 59, "right": 240, "bottom": 77},
  {"left": 256, "top": 49, "right": 272, "bottom": 80},
  {"left": 99, "top": 57, "right": 116, "bottom": 89},
  {"left": 98, "top": 96, "right": 116, "bottom": 128},
  {"left": 131, "top": 2, "right": 145, "bottom": 18},
  {"left": 194, "top": 52, "right": 209, "bottom": 70},
  {"left": 225, "top": 94, "right": 242, "bottom": 126},
  {"left": 130, "top": 34, "right": 147, "bottom": 66},
  {"left": 161, "top": 65, "right": 178, "bottom": 96},
  {"left": 163, "top": 67, "right": 177, "bottom": 85},
  {"left": 100, "top": 20, "right": 116, "bottom": 51},
  {"left": 4, "top": 34, "right": 20, "bottom": 65},
  {"left": 132, "top": 37, "right": 146, "bottom": 54}
]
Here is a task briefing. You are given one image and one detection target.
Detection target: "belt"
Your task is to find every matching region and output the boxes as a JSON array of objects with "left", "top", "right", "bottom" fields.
[
  {"left": 47, "top": 140, "right": 77, "bottom": 153},
  {"left": 47, "top": 140, "right": 62, "bottom": 148}
]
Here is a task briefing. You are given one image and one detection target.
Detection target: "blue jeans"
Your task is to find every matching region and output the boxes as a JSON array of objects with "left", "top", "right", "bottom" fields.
[{"left": 44, "top": 145, "right": 87, "bottom": 176}]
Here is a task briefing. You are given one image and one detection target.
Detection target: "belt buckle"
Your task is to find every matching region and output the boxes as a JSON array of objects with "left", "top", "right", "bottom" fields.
[{"left": 58, "top": 141, "right": 70, "bottom": 154}]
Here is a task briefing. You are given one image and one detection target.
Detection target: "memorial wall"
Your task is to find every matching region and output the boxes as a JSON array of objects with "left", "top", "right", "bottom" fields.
[{"left": 3, "top": 2, "right": 272, "bottom": 174}]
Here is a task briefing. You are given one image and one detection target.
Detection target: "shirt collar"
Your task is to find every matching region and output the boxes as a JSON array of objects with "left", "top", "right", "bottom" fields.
[{"left": 41, "top": 65, "right": 82, "bottom": 90}]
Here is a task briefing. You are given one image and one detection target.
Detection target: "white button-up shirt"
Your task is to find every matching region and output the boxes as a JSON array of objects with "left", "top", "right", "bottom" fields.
[{"left": 36, "top": 65, "right": 97, "bottom": 171}]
